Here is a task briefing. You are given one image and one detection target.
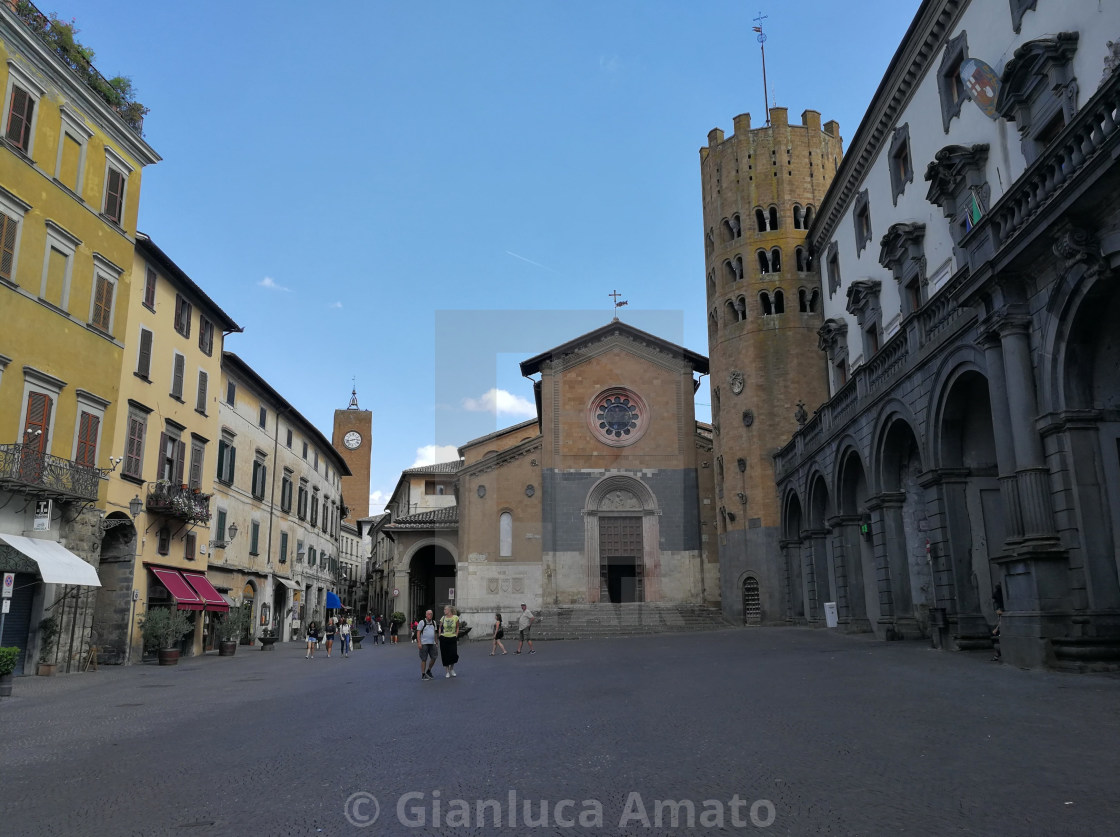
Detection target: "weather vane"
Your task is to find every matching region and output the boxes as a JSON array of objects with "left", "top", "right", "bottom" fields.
[
  {"left": 609, "top": 289, "right": 628, "bottom": 320},
  {"left": 753, "top": 12, "right": 770, "bottom": 125}
]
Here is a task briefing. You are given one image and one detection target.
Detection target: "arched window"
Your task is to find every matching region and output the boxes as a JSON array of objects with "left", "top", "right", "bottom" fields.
[
  {"left": 808, "top": 289, "right": 820, "bottom": 313},
  {"left": 499, "top": 512, "right": 513, "bottom": 557},
  {"left": 705, "top": 229, "right": 715, "bottom": 256},
  {"left": 773, "top": 289, "right": 785, "bottom": 314},
  {"left": 733, "top": 255, "right": 744, "bottom": 281},
  {"left": 709, "top": 308, "right": 719, "bottom": 335},
  {"left": 798, "top": 288, "right": 808, "bottom": 312},
  {"left": 735, "top": 295, "right": 747, "bottom": 320},
  {"left": 708, "top": 271, "right": 716, "bottom": 295},
  {"left": 768, "top": 206, "right": 779, "bottom": 230},
  {"left": 725, "top": 300, "right": 738, "bottom": 325},
  {"left": 730, "top": 214, "right": 742, "bottom": 238},
  {"left": 755, "top": 207, "right": 767, "bottom": 232},
  {"left": 792, "top": 204, "right": 804, "bottom": 229},
  {"left": 770, "top": 248, "right": 781, "bottom": 272},
  {"left": 804, "top": 205, "right": 814, "bottom": 228},
  {"left": 795, "top": 247, "right": 806, "bottom": 272},
  {"left": 757, "top": 250, "right": 770, "bottom": 274},
  {"left": 721, "top": 218, "right": 734, "bottom": 243},
  {"left": 723, "top": 260, "right": 736, "bottom": 283},
  {"left": 759, "top": 291, "right": 773, "bottom": 316}
]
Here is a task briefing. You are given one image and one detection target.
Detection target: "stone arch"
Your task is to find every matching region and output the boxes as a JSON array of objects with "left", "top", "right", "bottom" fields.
[
  {"left": 770, "top": 247, "right": 782, "bottom": 272},
  {"left": 768, "top": 205, "right": 779, "bottom": 230},
  {"left": 755, "top": 207, "right": 767, "bottom": 232},
  {"left": 773, "top": 288, "right": 785, "bottom": 314},
  {"left": 404, "top": 537, "right": 459, "bottom": 623},
  {"left": 740, "top": 573, "right": 762, "bottom": 625},
  {"left": 721, "top": 217, "right": 735, "bottom": 242},
  {"left": 835, "top": 445, "right": 874, "bottom": 627},
  {"left": 804, "top": 205, "right": 814, "bottom": 227},
  {"left": 723, "top": 259, "right": 737, "bottom": 283},
  {"left": 781, "top": 489, "right": 806, "bottom": 619},
  {"left": 805, "top": 470, "right": 833, "bottom": 619},
  {"left": 809, "top": 288, "right": 820, "bottom": 312},
  {"left": 869, "top": 399, "right": 925, "bottom": 493},
  {"left": 796, "top": 246, "right": 807, "bottom": 271},
  {"left": 583, "top": 474, "right": 662, "bottom": 603},
  {"left": 757, "top": 249, "right": 770, "bottom": 273},
  {"left": 759, "top": 291, "right": 773, "bottom": 316},
  {"left": 730, "top": 213, "right": 742, "bottom": 238},
  {"left": 792, "top": 204, "right": 804, "bottom": 229}
]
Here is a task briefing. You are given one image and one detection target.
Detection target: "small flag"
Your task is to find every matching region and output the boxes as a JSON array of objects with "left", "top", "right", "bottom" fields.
[{"left": 752, "top": 26, "right": 762, "bottom": 32}]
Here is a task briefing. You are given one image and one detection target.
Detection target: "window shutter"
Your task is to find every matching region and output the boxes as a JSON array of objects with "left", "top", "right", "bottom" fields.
[
  {"left": 216, "top": 441, "right": 226, "bottom": 482},
  {"left": 174, "top": 440, "right": 186, "bottom": 486},
  {"left": 23, "top": 392, "right": 51, "bottom": 453},
  {"left": 144, "top": 267, "right": 156, "bottom": 308},
  {"left": 171, "top": 354, "right": 185, "bottom": 398},
  {"left": 75, "top": 411, "right": 99, "bottom": 467},
  {"left": 7, "top": 87, "right": 33, "bottom": 151},
  {"left": 196, "top": 370, "right": 208, "bottom": 412},
  {"left": 124, "top": 415, "right": 144, "bottom": 476},
  {"left": 228, "top": 446, "right": 236, "bottom": 484},
  {"left": 104, "top": 168, "right": 124, "bottom": 223},
  {"left": 184, "top": 532, "right": 196, "bottom": 561},
  {"left": 216, "top": 508, "right": 226, "bottom": 542},
  {"left": 157, "top": 432, "right": 170, "bottom": 480},
  {"left": 189, "top": 441, "right": 203, "bottom": 489},
  {"left": 92, "top": 276, "right": 113, "bottom": 330},
  {"left": 137, "top": 329, "right": 152, "bottom": 378},
  {"left": 0, "top": 212, "right": 16, "bottom": 280}
]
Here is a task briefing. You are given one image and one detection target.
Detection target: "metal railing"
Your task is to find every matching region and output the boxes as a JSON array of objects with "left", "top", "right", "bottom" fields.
[
  {"left": 146, "top": 483, "right": 212, "bottom": 524},
  {"left": 0, "top": 443, "right": 100, "bottom": 501}
]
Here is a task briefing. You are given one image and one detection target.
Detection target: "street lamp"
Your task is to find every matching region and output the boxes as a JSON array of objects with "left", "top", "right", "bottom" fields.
[{"left": 209, "top": 522, "right": 238, "bottom": 550}]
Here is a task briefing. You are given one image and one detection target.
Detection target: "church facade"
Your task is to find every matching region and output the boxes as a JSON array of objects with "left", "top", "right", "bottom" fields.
[{"left": 384, "top": 321, "right": 718, "bottom": 627}]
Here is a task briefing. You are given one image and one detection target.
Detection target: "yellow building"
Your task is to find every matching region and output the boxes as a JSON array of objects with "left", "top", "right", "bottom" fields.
[
  {"left": 0, "top": 4, "right": 159, "bottom": 674},
  {"left": 91, "top": 236, "right": 240, "bottom": 664}
]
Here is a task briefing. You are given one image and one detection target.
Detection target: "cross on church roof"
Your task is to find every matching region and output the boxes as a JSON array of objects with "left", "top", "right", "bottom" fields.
[
  {"left": 348, "top": 381, "right": 359, "bottom": 410},
  {"left": 609, "top": 289, "right": 628, "bottom": 321}
]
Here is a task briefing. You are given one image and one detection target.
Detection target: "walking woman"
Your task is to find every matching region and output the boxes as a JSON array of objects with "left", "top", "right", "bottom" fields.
[
  {"left": 490, "top": 612, "right": 507, "bottom": 656},
  {"left": 305, "top": 621, "right": 320, "bottom": 659},
  {"left": 325, "top": 617, "right": 337, "bottom": 657},
  {"left": 439, "top": 605, "right": 461, "bottom": 678}
]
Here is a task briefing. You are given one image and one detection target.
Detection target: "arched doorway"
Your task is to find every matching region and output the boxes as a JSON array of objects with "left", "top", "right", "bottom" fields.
[
  {"left": 742, "top": 577, "right": 761, "bottom": 625},
  {"left": 241, "top": 582, "right": 256, "bottom": 644},
  {"left": 92, "top": 514, "right": 137, "bottom": 665},
  {"left": 837, "top": 449, "right": 874, "bottom": 627},
  {"left": 583, "top": 476, "right": 660, "bottom": 603},
  {"left": 806, "top": 474, "right": 831, "bottom": 621},
  {"left": 408, "top": 545, "right": 456, "bottom": 622},
  {"left": 782, "top": 492, "right": 805, "bottom": 620},
  {"left": 878, "top": 418, "right": 931, "bottom": 632}
]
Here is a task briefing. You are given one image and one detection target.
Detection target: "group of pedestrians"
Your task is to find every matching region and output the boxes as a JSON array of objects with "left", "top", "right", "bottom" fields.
[
  {"left": 303, "top": 615, "right": 355, "bottom": 658},
  {"left": 489, "top": 603, "right": 535, "bottom": 656},
  {"left": 416, "top": 605, "right": 461, "bottom": 680}
]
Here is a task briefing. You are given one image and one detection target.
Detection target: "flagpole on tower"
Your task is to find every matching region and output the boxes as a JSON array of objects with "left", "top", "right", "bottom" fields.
[{"left": 753, "top": 12, "right": 770, "bottom": 125}]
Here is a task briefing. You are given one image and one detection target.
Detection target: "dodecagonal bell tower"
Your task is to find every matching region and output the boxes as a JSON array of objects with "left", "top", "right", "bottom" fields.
[{"left": 701, "top": 107, "right": 843, "bottom": 625}]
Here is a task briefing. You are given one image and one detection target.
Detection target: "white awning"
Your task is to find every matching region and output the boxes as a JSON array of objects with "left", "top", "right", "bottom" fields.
[
  {"left": 0, "top": 534, "right": 101, "bottom": 587},
  {"left": 273, "top": 576, "right": 300, "bottom": 591}
]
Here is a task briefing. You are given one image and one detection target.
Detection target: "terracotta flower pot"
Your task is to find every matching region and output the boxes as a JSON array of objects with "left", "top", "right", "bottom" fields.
[{"left": 157, "top": 648, "right": 180, "bottom": 666}]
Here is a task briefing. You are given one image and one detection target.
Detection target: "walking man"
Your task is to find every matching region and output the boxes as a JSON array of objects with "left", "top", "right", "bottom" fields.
[
  {"left": 515, "top": 602, "right": 536, "bottom": 654},
  {"left": 416, "top": 609, "right": 439, "bottom": 680}
]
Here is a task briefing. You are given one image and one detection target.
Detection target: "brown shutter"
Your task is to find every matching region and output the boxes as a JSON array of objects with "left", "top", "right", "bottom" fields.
[
  {"left": 173, "top": 440, "right": 186, "bottom": 486},
  {"left": 184, "top": 532, "right": 196, "bottom": 561},
  {"left": 23, "top": 392, "right": 51, "bottom": 453},
  {"left": 75, "top": 411, "right": 99, "bottom": 467},
  {"left": 104, "top": 168, "right": 124, "bottom": 222},
  {"left": 196, "top": 370, "right": 208, "bottom": 412},
  {"left": 92, "top": 276, "right": 113, "bottom": 330},
  {"left": 0, "top": 212, "right": 16, "bottom": 280},
  {"left": 172, "top": 354, "right": 185, "bottom": 398},
  {"left": 137, "top": 329, "right": 152, "bottom": 378},
  {"left": 158, "top": 432, "right": 170, "bottom": 480},
  {"left": 124, "top": 415, "right": 144, "bottom": 476},
  {"left": 6, "top": 87, "right": 33, "bottom": 151},
  {"left": 144, "top": 267, "right": 156, "bottom": 308}
]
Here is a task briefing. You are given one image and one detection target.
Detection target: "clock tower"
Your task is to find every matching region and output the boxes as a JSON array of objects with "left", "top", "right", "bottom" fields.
[{"left": 333, "top": 388, "right": 372, "bottom": 525}]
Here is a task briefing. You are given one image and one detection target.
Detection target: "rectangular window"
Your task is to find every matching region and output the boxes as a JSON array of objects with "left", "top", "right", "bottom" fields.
[
  {"left": 302, "top": 441, "right": 308, "bottom": 460},
  {"left": 143, "top": 266, "right": 157, "bottom": 310},
  {"left": 313, "top": 451, "right": 319, "bottom": 471},
  {"left": 215, "top": 508, "right": 227, "bottom": 543},
  {"left": 189, "top": 439, "right": 205, "bottom": 490},
  {"left": 259, "top": 406, "right": 267, "bottom": 429},
  {"left": 286, "top": 428, "right": 292, "bottom": 448},
  {"left": 43, "top": 246, "right": 68, "bottom": 308},
  {"left": 184, "top": 531, "right": 196, "bottom": 562},
  {"left": 198, "top": 316, "right": 214, "bottom": 356},
  {"left": 174, "top": 294, "right": 192, "bottom": 338},
  {"left": 103, "top": 166, "right": 125, "bottom": 224},
  {"left": 251, "top": 459, "right": 267, "bottom": 500},
  {"left": 308, "top": 547, "right": 316, "bottom": 567},
  {"left": 249, "top": 520, "right": 260, "bottom": 555},
  {"left": 216, "top": 437, "right": 236, "bottom": 485},
  {"left": 281, "top": 472, "right": 293, "bottom": 513},
  {"left": 136, "top": 328, "right": 153, "bottom": 379},
  {"left": 297, "top": 481, "right": 308, "bottom": 520},
  {"left": 311, "top": 493, "right": 319, "bottom": 527},
  {"left": 170, "top": 353, "right": 185, "bottom": 400},
  {"left": 296, "top": 540, "right": 304, "bottom": 563},
  {"left": 196, "top": 370, "right": 208, "bottom": 413},
  {"left": 226, "top": 380, "right": 236, "bottom": 405},
  {"left": 158, "top": 430, "right": 186, "bottom": 485},
  {"left": 123, "top": 408, "right": 147, "bottom": 478},
  {"left": 5, "top": 86, "right": 34, "bottom": 153},
  {"left": 74, "top": 410, "right": 99, "bottom": 468},
  {"left": 22, "top": 391, "right": 52, "bottom": 454},
  {"left": 57, "top": 133, "right": 82, "bottom": 192},
  {"left": 0, "top": 211, "right": 17, "bottom": 282},
  {"left": 90, "top": 274, "right": 114, "bottom": 332},
  {"left": 279, "top": 532, "right": 288, "bottom": 564}
]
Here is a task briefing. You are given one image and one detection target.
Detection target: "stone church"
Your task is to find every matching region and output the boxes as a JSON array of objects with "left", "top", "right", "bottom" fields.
[{"left": 383, "top": 320, "right": 720, "bottom": 627}]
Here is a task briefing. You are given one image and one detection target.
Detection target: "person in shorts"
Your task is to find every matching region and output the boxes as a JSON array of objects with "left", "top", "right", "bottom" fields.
[
  {"left": 516, "top": 603, "right": 535, "bottom": 654},
  {"left": 416, "top": 609, "right": 439, "bottom": 680},
  {"left": 305, "top": 621, "right": 320, "bottom": 659}
]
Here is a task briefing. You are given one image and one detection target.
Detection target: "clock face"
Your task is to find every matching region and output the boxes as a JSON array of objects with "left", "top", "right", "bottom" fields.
[{"left": 343, "top": 431, "right": 362, "bottom": 450}]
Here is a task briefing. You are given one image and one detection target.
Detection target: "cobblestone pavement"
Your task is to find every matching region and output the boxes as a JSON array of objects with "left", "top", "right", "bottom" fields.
[{"left": 2, "top": 628, "right": 1119, "bottom": 836}]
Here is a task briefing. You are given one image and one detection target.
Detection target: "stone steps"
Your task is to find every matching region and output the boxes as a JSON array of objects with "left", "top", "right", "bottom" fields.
[{"left": 527, "top": 603, "right": 735, "bottom": 641}]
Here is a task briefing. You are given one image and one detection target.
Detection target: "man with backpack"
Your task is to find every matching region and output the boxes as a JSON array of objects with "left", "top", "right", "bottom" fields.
[{"left": 415, "top": 609, "right": 439, "bottom": 680}]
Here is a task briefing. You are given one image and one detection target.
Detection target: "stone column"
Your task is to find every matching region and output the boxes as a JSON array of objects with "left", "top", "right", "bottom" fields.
[
  {"left": 780, "top": 538, "right": 805, "bottom": 621},
  {"left": 799, "top": 533, "right": 818, "bottom": 620},
  {"left": 832, "top": 514, "right": 869, "bottom": 627},
  {"left": 865, "top": 496, "right": 894, "bottom": 624},
  {"left": 976, "top": 325, "right": 1021, "bottom": 544},
  {"left": 875, "top": 492, "right": 912, "bottom": 628},
  {"left": 925, "top": 469, "right": 990, "bottom": 642},
  {"left": 808, "top": 527, "right": 832, "bottom": 621}
]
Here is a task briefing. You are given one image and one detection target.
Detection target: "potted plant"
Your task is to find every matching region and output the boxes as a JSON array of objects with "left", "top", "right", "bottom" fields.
[
  {"left": 140, "top": 606, "right": 193, "bottom": 665},
  {"left": 0, "top": 646, "right": 19, "bottom": 698},
  {"left": 217, "top": 605, "right": 248, "bottom": 656},
  {"left": 258, "top": 626, "right": 279, "bottom": 650},
  {"left": 36, "top": 614, "right": 60, "bottom": 676}
]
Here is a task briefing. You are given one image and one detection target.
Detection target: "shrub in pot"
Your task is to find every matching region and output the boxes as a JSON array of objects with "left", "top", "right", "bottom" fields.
[
  {"left": 0, "top": 646, "right": 19, "bottom": 697},
  {"left": 140, "top": 606, "right": 193, "bottom": 665},
  {"left": 217, "top": 605, "right": 248, "bottom": 656},
  {"left": 37, "top": 614, "right": 60, "bottom": 676}
]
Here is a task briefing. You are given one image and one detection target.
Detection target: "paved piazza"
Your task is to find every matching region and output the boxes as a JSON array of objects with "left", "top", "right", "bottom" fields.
[{"left": 2, "top": 628, "right": 1119, "bottom": 836}]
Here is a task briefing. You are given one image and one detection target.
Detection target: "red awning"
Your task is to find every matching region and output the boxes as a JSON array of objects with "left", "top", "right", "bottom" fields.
[
  {"left": 182, "top": 571, "right": 230, "bottom": 613},
  {"left": 149, "top": 566, "right": 204, "bottom": 611}
]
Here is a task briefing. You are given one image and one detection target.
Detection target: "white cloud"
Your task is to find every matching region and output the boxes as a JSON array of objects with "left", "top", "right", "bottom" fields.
[
  {"left": 462, "top": 388, "right": 536, "bottom": 418},
  {"left": 257, "top": 276, "right": 291, "bottom": 292},
  {"left": 411, "top": 444, "right": 460, "bottom": 468},
  {"left": 368, "top": 489, "right": 390, "bottom": 515},
  {"left": 329, "top": 301, "right": 343, "bottom": 309}
]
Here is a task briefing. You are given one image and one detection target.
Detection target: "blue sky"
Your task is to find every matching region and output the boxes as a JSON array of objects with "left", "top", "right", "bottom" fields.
[{"left": 69, "top": 0, "right": 919, "bottom": 514}]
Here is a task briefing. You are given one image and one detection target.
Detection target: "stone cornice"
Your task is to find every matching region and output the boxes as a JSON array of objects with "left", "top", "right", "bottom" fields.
[{"left": 465, "top": 439, "right": 542, "bottom": 478}]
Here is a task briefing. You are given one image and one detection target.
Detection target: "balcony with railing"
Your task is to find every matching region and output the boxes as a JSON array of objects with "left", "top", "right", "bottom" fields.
[
  {"left": 0, "top": 443, "right": 100, "bottom": 501},
  {"left": 146, "top": 482, "right": 212, "bottom": 524}
]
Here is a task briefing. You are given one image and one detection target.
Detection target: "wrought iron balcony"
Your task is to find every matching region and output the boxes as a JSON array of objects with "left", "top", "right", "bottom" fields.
[
  {"left": 0, "top": 443, "right": 100, "bottom": 501},
  {"left": 146, "top": 482, "right": 212, "bottom": 524}
]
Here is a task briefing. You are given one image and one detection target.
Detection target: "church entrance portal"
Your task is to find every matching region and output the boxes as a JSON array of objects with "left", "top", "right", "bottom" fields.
[
  {"left": 408, "top": 545, "right": 456, "bottom": 622},
  {"left": 599, "top": 516, "right": 644, "bottom": 603}
]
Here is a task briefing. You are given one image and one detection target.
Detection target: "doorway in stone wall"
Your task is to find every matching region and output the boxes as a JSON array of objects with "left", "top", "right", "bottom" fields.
[
  {"left": 599, "top": 516, "right": 644, "bottom": 603},
  {"left": 742, "top": 577, "right": 761, "bottom": 625}
]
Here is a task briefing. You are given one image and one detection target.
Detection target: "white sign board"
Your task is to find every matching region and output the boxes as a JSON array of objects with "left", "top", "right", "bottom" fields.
[
  {"left": 1, "top": 598, "right": 9, "bottom": 614},
  {"left": 33, "top": 499, "right": 51, "bottom": 531},
  {"left": 2, "top": 572, "right": 13, "bottom": 598},
  {"left": 448, "top": 587, "right": 455, "bottom": 600}
]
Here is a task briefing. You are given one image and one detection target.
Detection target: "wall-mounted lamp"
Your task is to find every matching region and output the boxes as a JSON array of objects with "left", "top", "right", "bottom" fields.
[{"left": 209, "top": 522, "right": 238, "bottom": 549}]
